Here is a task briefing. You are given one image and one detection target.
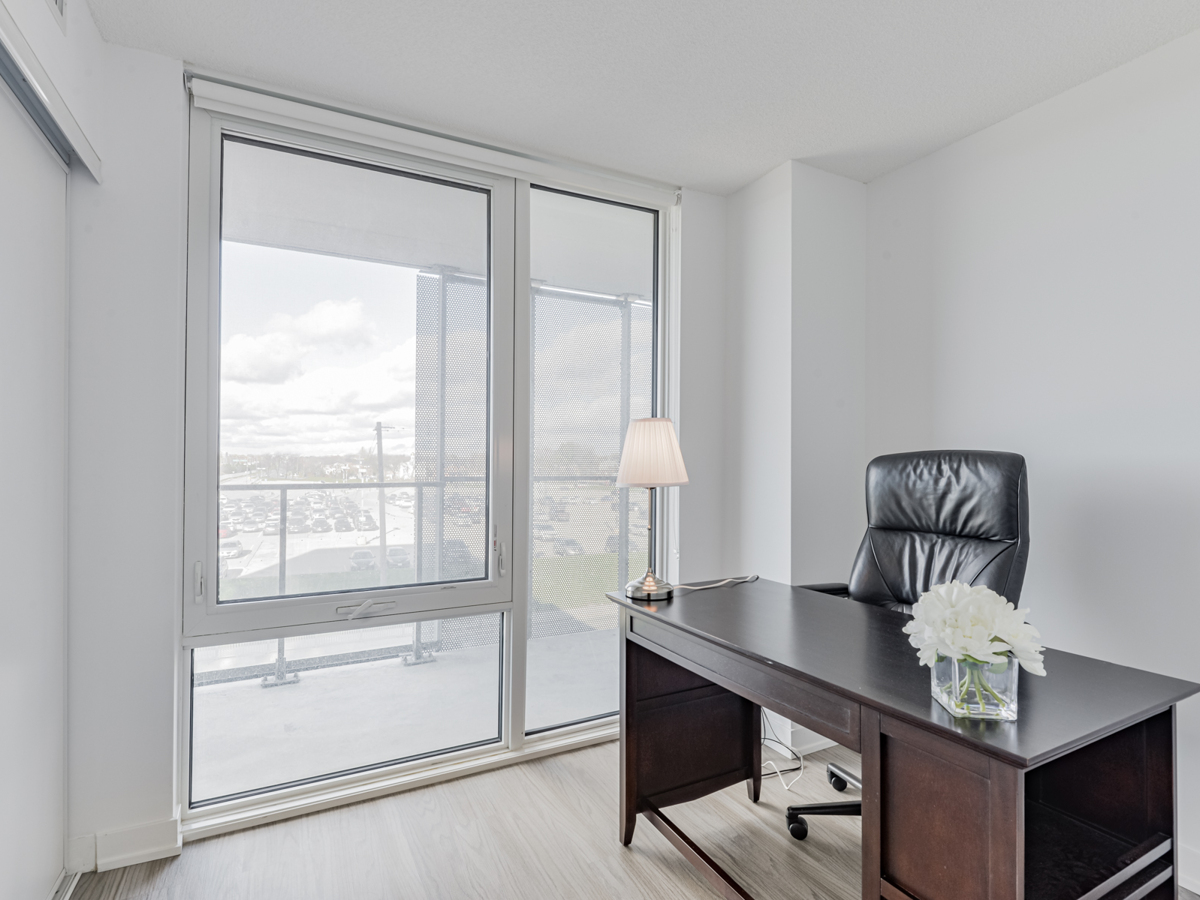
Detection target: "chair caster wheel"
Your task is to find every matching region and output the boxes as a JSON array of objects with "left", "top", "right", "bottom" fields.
[
  {"left": 829, "top": 774, "right": 848, "bottom": 792},
  {"left": 788, "top": 818, "right": 808, "bottom": 840}
]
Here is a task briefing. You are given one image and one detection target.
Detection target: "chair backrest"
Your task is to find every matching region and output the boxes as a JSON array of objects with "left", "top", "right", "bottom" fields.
[{"left": 847, "top": 450, "right": 1029, "bottom": 613}]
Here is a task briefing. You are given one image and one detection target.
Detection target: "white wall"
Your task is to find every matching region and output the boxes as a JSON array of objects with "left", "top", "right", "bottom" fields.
[
  {"left": 723, "top": 162, "right": 794, "bottom": 583},
  {"left": 675, "top": 188, "right": 728, "bottom": 583},
  {"left": 65, "top": 44, "right": 187, "bottom": 871},
  {"left": 790, "top": 165, "right": 867, "bottom": 584},
  {"left": 866, "top": 27, "right": 1200, "bottom": 886},
  {"left": 0, "top": 80, "right": 68, "bottom": 900},
  {"left": 723, "top": 160, "right": 867, "bottom": 586}
]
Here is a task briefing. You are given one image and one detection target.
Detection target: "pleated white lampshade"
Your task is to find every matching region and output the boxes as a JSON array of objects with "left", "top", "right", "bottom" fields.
[{"left": 616, "top": 418, "right": 689, "bottom": 488}]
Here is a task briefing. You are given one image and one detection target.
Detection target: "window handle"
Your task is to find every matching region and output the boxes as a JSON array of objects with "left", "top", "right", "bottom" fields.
[
  {"left": 193, "top": 561, "right": 204, "bottom": 604},
  {"left": 498, "top": 542, "right": 507, "bottom": 577},
  {"left": 344, "top": 598, "right": 376, "bottom": 619},
  {"left": 337, "top": 599, "right": 397, "bottom": 619}
]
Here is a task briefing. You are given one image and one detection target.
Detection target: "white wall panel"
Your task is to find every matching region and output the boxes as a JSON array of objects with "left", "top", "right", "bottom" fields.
[
  {"left": 0, "top": 80, "right": 68, "bottom": 900},
  {"left": 66, "top": 43, "right": 186, "bottom": 858}
]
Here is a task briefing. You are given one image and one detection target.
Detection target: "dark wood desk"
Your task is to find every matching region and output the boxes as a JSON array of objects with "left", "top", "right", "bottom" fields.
[{"left": 609, "top": 579, "right": 1199, "bottom": 900}]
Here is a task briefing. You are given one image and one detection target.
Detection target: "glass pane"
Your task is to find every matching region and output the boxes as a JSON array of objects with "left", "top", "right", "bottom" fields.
[
  {"left": 525, "top": 188, "right": 656, "bottom": 733},
  {"left": 217, "top": 138, "right": 489, "bottom": 603},
  {"left": 190, "top": 613, "right": 502, "bottom": 805}
]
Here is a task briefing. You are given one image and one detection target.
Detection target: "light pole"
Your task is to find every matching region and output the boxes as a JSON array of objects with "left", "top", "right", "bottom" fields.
[{"left": 375, "top": 421, "right": 394, "bottom": 587}]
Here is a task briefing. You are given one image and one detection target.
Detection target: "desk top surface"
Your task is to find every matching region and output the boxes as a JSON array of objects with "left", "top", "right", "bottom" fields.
[{"left": 609, "top": 578, "right": 1199, "bottom": 768}]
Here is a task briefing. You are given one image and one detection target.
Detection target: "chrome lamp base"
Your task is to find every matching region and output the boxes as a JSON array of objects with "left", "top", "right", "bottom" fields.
[{"left": 625, "top": 569, "right": 675, "bottom": 601}]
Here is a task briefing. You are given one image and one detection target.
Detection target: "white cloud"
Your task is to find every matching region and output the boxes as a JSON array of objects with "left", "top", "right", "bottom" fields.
[
  {"left": 532, "top": 313, "right": 654, "bottom": 455},
  {"left": 222, "top": 299, "right": 375, "bottom": 386},
  {"left": 222, "top": 332, "right": 304, "bottom": 384},
  {"left": 221, "top": 338, "right": 419, "bottom": 456},
  {"left": 275, "top": 298, "right": 372, "bottom": 346}
]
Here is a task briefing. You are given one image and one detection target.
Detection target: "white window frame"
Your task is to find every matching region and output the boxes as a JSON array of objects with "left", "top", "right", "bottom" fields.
[
  {"left": 179, "top": 74, "right": 679, "bottom": 837},
  {"left": 183, "top": 107, "right": 516, "bottom": 638}
]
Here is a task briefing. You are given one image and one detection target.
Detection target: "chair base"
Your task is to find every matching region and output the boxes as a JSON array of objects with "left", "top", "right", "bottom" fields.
[
  {"left": 784, "top": 763, "right": 864, "bottom": 841},
  {"left": 827, "top": 761, "right": 862, "bottom": 792},
  {"left": 785, "top": 801, "right": 862, "bottom": 841}
]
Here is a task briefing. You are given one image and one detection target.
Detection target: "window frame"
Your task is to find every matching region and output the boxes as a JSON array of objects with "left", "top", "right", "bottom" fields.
[
  {"left": 183, "top": 108, "right": 516, "bottom": 638},
  {"left": 179, "top": 78, "right": 679, "bottom": 835}
]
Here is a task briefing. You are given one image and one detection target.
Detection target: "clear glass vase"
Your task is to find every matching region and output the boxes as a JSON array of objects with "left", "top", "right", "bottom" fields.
[{"left": 932, "top": 654, "right": 1019, "bottom": 721}]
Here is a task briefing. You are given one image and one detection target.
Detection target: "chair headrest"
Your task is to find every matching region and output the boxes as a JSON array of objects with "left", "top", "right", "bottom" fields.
[{"left": 866, "top": 451, "right": 1026, "bottom": 541}]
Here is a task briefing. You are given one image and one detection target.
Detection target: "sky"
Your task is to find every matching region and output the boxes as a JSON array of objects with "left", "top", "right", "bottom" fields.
[{"left": 219, "top": 242, "right": 420, "bottom": 459}]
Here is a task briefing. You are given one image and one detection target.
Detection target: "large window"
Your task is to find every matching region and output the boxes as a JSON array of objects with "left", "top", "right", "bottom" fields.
[
  {"left": 183, "top": 92, "right": 667, "bottom": 817},
  {"left": 217, "top": 138, "right": 492, "bottom": 603},
  {"left": 524, "top": 188, "right": 657, "bottom": 733}
]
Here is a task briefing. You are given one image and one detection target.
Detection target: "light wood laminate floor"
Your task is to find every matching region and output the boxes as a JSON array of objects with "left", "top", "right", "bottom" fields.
[{"left": 74, "top": 741, "right": 863, "bottom": 900}]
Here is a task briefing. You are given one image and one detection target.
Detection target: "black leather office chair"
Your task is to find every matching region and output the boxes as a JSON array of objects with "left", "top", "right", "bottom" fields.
[{"left": 785, "top": 450, "right": 1029, "bottom": 840}]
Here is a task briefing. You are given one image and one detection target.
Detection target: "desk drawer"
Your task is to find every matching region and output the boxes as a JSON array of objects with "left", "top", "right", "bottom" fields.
[{"left": 630, "top": 615, "right": 860, "bottom": 751}]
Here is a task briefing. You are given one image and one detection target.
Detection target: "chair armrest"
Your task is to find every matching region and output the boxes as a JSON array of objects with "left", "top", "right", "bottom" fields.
[{"left": 800, "top": 583, "right": 850, "bottom": 598}]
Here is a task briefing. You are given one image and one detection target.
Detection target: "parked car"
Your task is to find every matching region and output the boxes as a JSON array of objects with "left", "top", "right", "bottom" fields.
[
  {"left": 311, "top": 517, "right": 332, "bottom": 533},
  {"left": 241, "top": 518, "right": 263, "bottom": 532},
  {"left": 287, "top": 520, "right": 311, "bottom": 534},
  {"left": 441, "top": 539, "right": 479, "bottom": 580},
  {"left": 554, "top": 538, "right": 584, "bottom": 557},
  {"left": 349, "top": 548, "right": 377, "bottom": 571},
  {"left": 355, "top": 516, "right": 378, "bottom": 531},
  {"left": 386, "top": 546, "right": 411, "bottom": 568},
  {"left": 263, "top": 522, "right": 280, "bottom": 536},
  {"left": 548, "top": 505, "right": 569, "bottom": 522},
  {"left": 454, "top": 514, "right": 472, "bottom": 527},
  {"left": 532, "top": 523, "right": 555, "bottom": 541},
  {"left": 605, "top": 534, "right": 641, "bottom": 554},
  {"left": 219, "top": 539, "right": 246, "bottom": 559},
  {"left": 333, "top": 516, "right": 355, "bottom": 532}
]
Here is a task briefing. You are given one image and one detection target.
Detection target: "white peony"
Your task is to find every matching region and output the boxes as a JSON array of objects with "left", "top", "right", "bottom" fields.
[{"left": 902, "top": 581, "right": 1046, "bottom": 676}]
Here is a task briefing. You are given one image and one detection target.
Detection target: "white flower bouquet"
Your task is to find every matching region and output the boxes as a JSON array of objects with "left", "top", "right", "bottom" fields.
[{"left": 902, "top": 581, "right": 1045, "bottom": 721}]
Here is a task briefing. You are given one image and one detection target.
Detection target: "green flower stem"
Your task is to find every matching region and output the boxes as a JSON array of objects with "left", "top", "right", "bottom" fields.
[
  {"left": 977, "top": 673, "right": 1008, "bottom": 707},
  {"left": 951, "top": 657, "right": 1012, "bottom": 712}
]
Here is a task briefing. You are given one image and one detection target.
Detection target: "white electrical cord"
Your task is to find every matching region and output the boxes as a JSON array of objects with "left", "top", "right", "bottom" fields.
[
  {"left": 760, "top": 709, "right": 805, "bottom": 794},
  {"left": 672, "top": 574, "right": 759, "bottom": 593},
  {"left": 764, "top": 759, "right": 805, "bottom": 793}
]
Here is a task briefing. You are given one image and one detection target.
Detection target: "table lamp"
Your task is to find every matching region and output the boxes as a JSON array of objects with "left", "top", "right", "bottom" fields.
[{"left": 616, "top": 417, "right": 689, "bottom": 601}]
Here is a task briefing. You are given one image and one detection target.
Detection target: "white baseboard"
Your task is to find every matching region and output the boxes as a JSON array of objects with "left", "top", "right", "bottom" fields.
[
  {"left": 93, "top": 813, "right": 181, "bottom": 873},
  {"left": 1179, "top": 842, "right": 1200, "bottom": 894},
  {"left": 762, "top": 713, "right": 838, "bottom": 757},
  {"left": 46, "top": 869, "right": 81, "bottom": 900},
  {"left": 66, "top": 835, "right": 96, "bottom": 873},
  {"left": 789, "top": 724, "right": 837, "bottom": 756}
]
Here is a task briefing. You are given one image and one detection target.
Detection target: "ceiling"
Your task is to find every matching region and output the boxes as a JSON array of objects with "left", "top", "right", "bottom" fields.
[{"left": 86, "top": 0, "right": 1200, "bottom": 194}]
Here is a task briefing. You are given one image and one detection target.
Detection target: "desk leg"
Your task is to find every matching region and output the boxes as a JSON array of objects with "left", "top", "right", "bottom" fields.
[
  {"left": 747, "top": 706, "right": 761, "bottom": 803},
  {"left": 620, "top": 611, "right": 639, "bottom": 845},
  {"left": 860, "top": 707, "right": 881, "bottom": 900}
]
